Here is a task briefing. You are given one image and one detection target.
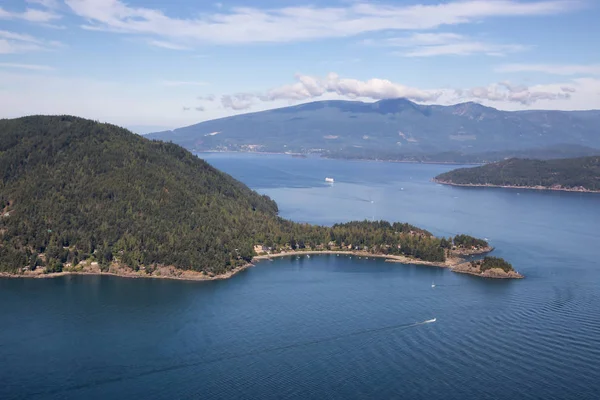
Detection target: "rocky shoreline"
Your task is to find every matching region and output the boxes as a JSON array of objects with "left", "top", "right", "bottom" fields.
[
  {"left": 1, "top": 247, "right": 522, "bottom": 281},
  {"left": 433, "top": 178, "right": 600, "bottom": 194},
  {"left": 0, "top": 262, "right": 255, "bottom": 282},
  {"left": 253, "top": 247, "right": 523, "bottom": 279}
]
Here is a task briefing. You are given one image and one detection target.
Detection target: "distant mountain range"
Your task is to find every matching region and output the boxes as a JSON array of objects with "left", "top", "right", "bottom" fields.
[{"left": 147, "top": 99, "right": 600, "bottom": 162}]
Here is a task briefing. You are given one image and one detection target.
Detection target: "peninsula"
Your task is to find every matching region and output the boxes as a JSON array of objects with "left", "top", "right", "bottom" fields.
[
  {"left": 0, "top": 116, "right": 521, "bottom": 280},
  {"left": 434, "top": 156, "right": 600, "bottom": 193}
]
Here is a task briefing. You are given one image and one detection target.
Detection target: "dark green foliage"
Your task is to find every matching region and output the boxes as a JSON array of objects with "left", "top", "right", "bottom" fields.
[
  {"left": 0, "top": 115, "right": 278, "bottom": 274},
  {"left": 453, "top": 234, "right": 488, "bottom": 249},
  {"left": 436, "top": 157, "right": 600, "bottom": 191},
  {"left": 471, "top": 256, "right": 514, "bottom": 273},
  {"left": 0, "top": 116, "right": 486, "bottom": 274}
]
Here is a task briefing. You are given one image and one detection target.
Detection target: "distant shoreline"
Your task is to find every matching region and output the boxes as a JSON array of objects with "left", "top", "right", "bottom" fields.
[
  {"left": 197, "top": 150, "right": 483, "bottom": 166},
  {"left": 0, "top": 248, "right": 523, "bottom": 282},
  {"left": 432, "top": 179, "right": 600, "bottom": 194}
]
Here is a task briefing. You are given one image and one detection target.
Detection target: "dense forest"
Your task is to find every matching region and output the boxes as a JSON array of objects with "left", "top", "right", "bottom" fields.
[
  {"left": 0, "top": 116, "right": 490, "bottom": 275},
  {"left": 435, "top": 157, "right": 600, "bottom": 191},
  {"left": 470, "top": 257, "right": 515, "bottom": 273}
]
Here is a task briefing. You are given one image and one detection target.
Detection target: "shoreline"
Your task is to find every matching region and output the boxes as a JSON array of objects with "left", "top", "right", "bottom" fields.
[
  {"left": 196, "top": 150, "right": 482, "bottom": 166},
  {"left": 0, "top": 262, "right": 255, "bottom": 282},
  {"left": 1, "top": 248, "right": 522, "bottom": 282},
  {"left": 433, "top": 179, "right": 600, "bottom": 194},
  {"left": 254, "top": 248, "right": 522, "bottom": 279}
]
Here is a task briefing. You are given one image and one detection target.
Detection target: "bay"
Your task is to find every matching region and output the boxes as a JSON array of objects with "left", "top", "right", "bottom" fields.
[{"left": 1, "top": 153, "right": 599, "bottom": 399}]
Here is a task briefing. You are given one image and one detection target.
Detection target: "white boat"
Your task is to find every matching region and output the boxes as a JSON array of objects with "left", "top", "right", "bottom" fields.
[
  {"left": 325, "top": 177, "right": 334, "bottom": 183},
  {"left": 431, "top": 282, "right": 436, "bottom": 288}
]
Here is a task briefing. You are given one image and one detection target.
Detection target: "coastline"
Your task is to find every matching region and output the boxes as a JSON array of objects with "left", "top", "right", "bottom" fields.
[
  {"left": 0, "top": 262, "right": 255, "bottom": 282},
  {"left": 1, "top": 247, "right": 522, "bottom": 282},
  {"left": 197, "top": 150, "right": 482, "bottom": 166},
  {"left": 433, "top": 179, "right": 600, "bottom": 194},
  {"left": 253, "top": 248, "right": 522, "bottom": 279}
]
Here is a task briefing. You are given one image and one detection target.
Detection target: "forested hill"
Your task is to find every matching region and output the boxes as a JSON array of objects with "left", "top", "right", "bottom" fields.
[
  {"left": 0, "top": 116, "right": 279, "bottom": 273},
  {"left": 0, "top": 116, "right": 500, "bottom": 277},
  {"left": 434, "top": 156, "right": 600, "bottom": 192}
]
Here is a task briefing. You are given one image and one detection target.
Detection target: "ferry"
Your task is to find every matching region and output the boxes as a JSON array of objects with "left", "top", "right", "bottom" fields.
[{"left": 325, "top": 177, "right": 334, "bottom": 183}]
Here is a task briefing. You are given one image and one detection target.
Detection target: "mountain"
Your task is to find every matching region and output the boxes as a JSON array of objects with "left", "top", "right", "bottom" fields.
[
  {"left": 147, "top": 99, "right": 600, "bottom": 160},
  {"left": 434, "top": 156, "right": 600, "bottom": 192},
  {"left": 0, "top": 116, "right": 503, "bottom": 277}
]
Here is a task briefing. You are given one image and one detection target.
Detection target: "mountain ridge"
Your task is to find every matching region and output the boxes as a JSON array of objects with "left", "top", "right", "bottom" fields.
[{"left": 147, "top": 99, "right": 600, "bottom": 161}]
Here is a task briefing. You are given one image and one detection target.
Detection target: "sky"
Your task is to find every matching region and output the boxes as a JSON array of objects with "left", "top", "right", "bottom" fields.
[{"left": 1, "top": 0, "right": 600, "bottom": 132}]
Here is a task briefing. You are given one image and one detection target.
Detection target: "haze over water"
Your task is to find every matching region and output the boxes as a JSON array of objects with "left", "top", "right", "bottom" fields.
[{"left": 1, "top": 154, "right": 599, "bottom": 399}]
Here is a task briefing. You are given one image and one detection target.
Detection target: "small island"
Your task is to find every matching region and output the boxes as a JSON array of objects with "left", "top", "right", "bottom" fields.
[
  {"left": 0, "top": 116, "right": 522, "bottom": 281},
  {"left": 434, "top": 156, "right": 600, "bottom": 193}
]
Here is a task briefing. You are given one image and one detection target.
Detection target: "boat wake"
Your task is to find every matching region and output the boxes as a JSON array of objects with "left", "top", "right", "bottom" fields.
[{"left": 32, "top": 318, "right": 438, "bottom": 396}]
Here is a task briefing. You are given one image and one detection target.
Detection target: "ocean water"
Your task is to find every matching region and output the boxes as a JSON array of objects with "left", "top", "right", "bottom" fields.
[{"left": 1, "top": 153, "right": 599, "bottom": 400}]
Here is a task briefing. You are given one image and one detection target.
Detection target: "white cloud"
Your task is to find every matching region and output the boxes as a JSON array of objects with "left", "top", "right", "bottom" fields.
[
  {"left": 221, "top": 94, "right": 256, "bottom": 110},
  {"left": 0, "top": 62, "right": 54, "bottom": 71},
  {"left": 218, "top": 72, "right": 587, "bottom": 111},
  {"left": 63, "top": 0, "right": 577, "bottom": 45},
  {"left": 148, "top": 40, "right": 190, "bottom": 51},
  {"left": 382, "top": 33, "right": 527, "bottom": 57},
  {"left": 496, "top": 63, "right": 600, "bottom": 75},
  {"left": 198, "top": 94, "right": 216, "bottom": 101},
  {"left": 0, "top": 29, "right": 63, "bottom": 54},
  {"left": 161, "top": 81, "right": 208, "bottom": 87},
  {"left": 219, "top": 72, "right": 441, "bottom": 109},
  {"left": 457, "top": 81, "right": 573, "bottom": 105},
  {"left": 0, "top": 6, "right": 61, "bottom": 22}
]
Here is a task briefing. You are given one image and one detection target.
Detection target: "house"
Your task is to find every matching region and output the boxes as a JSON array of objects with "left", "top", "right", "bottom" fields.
[{"left": 253, "top": 245, "right": 267, "bottom": 254}]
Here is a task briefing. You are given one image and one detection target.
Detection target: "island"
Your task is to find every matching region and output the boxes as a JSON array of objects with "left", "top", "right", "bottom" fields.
[
  {"left": 0, "top": 116, "right": 522, "bottom": 280},
  {"left": 434, "top": 156, "right": 600, "bottom": 193}
]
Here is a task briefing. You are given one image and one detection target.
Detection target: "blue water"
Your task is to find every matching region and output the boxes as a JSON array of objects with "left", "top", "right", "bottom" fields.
[{"left": 1, "top": 153, "right": 599, "bottom": 400}]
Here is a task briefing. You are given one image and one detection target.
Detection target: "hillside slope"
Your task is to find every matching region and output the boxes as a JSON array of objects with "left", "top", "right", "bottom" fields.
[
  {"left": 434, "top": 156, "right": 600, "bottom": 192},
  {"left": 147, "top": 99, "right": 600, "bottom": 159},
  {"left": 0, "top": 116, "right": 279, "bottom": 274}
]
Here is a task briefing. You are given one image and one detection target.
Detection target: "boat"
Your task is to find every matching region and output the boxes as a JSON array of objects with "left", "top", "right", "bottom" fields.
[
  {"left": 431, "top": 282, "right": 436, "bottom": 288},
  {"left": 325, "top": 177, "right": 334, "bottom": 183}
]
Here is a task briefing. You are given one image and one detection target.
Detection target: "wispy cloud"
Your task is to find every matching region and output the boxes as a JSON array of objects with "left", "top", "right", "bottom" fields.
[
  {"left": 0, "top": 62, "right": 54, "bottom": 71},
  {"left": 0, "top": 6, "right": 61, "bottom": 23},
  {"left": 379, "top": 33, "right": 528, "bottom": 57},
  {"left": 148, "top": 40, "right": 190, "bottom": 51},
  {"left": 26, "top": 0, "right": 61, "bottom": 9},
  {"left": 496, "top": 63, "right": 600, "bottom": 75},
  {"left": 0, "top": 29, "right": 63, "bottom": 54},
  {"left": 456, "top": 81, "right": 573, "bottom": 104},
  {"left": 161, "top": 81, "right": 209, "bottom": 87},
  {"left": 198, "top": 94, "right": 216, "bottom": 101},
  {"left": 64, "top": 0, "right": 578, "bottom": 45}
]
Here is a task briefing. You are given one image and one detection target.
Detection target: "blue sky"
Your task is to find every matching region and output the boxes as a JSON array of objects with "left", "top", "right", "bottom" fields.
[{"left": 1, "top": 0, "right": 600, "bottom": 131}]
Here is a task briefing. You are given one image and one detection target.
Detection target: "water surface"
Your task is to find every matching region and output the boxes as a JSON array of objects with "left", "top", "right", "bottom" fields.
[{"left": 1, "top": 153, "right": 599, "bottom": 399}]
